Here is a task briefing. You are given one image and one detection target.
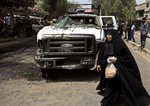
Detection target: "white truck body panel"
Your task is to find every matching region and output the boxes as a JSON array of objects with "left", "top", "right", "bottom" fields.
[{"left": 37, "top": 26, "right": 104, "bottom": 41}]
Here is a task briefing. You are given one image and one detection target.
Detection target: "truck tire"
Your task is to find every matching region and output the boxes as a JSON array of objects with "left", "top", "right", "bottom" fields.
[
  {"left": 41, "top": 68, "right": 58, "bottom": 80},
  {"left": 40, "top": 68, "right": 49, "bottom": 79}
]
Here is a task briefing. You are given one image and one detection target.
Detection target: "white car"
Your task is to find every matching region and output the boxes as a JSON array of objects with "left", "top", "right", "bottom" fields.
[
  {"left": 31, "top": 18, "right": 43, "bottom": 33},
  {"left": 29, "top": 16, "right": 44, "bottom": 33},
  {"left": 29, "top": 16, "right": 44, "bottom": 23}
]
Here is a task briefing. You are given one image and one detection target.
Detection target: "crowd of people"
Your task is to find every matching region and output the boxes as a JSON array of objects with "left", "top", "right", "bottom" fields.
[{"left": 117, "top": 17, "right": 149, "bottom": 50}]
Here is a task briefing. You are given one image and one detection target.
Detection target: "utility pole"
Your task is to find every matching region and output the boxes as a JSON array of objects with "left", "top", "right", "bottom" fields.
[{"left": 99, "top": 3, "right": 101, "bottom": 16}]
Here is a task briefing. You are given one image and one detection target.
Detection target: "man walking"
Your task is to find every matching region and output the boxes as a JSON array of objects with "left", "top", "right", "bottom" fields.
[
  {"left": 139, "top": 17, "right": 148, "bottom": 49},
  {"left": 127, "top": 19, "right": 132, "bottom": 41}
]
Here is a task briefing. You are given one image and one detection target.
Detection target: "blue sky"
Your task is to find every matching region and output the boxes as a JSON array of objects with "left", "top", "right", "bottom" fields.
[
  {"left": 136, "top": 0, "right": 145, "bottom": 4},
  {"left": 68, "top": 0, "right": 146, "bottom": 5}
]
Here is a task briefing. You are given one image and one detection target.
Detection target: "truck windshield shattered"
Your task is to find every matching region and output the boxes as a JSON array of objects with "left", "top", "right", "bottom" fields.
[{"left": 55, "top": 16, "right": 99, "bottom": 28}]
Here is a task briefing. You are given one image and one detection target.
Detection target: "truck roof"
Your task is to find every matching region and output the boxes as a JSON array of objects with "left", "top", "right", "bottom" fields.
[{"left": 68, "top": 13, "right": 98, "bottom": 17}]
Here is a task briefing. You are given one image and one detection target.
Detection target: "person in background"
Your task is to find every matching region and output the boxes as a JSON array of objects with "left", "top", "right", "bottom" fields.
[
  {"left": 3, "top": 13, "right": 13, "bottom": 30},
  {"left": 0, "top": 16, "right": 4, "bottom": 35},
  {"left": 50, "top": 18, "right": 57, "bottom": 26},
  {"left": 127, "top": 19, "right": 132, "bottom": 41},
  {"left": 130, "top": 20, "right": 136, "bottom": 42},
  {"left": 4, "top": 13, "right": 12, "bottom": 26},
  {"left": 123, "top": 20, "right": 128, "bottom": 40},
  {"left": 117, "top": 20, "right": 123, "bottom": 37},
  {"left": 139, "top": 17, "right": 148, "bottom": 49},
  {"left": 96, "top": 29, "right": 149, "bottom": 106}
]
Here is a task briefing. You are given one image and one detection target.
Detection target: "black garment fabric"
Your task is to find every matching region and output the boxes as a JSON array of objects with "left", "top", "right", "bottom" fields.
[
  {"left": 127, "top": 21, "right": 132, "bottom": 40},
  {"left": 96, "top": 39, "right": 114, "bottom": 91},
  {"left": 96, "top": 29, "right": 150, "bottom": 106},
  {"left": 117, "top": 23, "right": 123, "bottom": 37}
]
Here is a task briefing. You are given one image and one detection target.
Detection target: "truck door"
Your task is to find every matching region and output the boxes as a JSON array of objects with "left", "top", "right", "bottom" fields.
[{"left": 99, "top": 16, "right": 117, "bottom": 30}]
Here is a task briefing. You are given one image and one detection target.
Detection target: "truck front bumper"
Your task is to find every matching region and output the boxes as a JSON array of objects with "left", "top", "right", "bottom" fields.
[{"left": 34, "top": 56, "right": 95, "bottom": 70}]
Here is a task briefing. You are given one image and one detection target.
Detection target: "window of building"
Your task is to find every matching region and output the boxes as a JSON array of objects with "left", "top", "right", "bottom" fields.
[
  {"left": 146, "top": 3, "right": 149, "bottom": 7},
  {"left": 145, "top": 15, "right": 148, "bottom": 18}
]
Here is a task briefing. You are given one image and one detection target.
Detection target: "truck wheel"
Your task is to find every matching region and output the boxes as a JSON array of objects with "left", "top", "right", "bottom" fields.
[
  {"left": 40, "top": 68, "right": 49, "bottom": 79},
  {"left": 40, "top": 69, "right": 57, "bottom": 80}
]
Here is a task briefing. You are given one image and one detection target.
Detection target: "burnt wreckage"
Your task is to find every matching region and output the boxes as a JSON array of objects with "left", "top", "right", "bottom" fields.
[{"left": 34, "top": 13, "right": 117, "bottom": 74}]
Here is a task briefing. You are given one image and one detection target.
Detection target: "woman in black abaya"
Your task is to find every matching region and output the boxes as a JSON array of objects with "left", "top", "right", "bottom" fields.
[{"left": 96, "top": 29, "right": 150, "bottom": 106}]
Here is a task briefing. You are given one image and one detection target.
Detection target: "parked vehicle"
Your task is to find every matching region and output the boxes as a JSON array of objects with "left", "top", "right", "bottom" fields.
[
  {"left": 13, "top": 14, "right": 33, "bottom": 38},
  {"left": 34, "top": 12, "right": 117, "bottom": 77},
  {"left": 29, "top": 16, "right": 44, "bottom": 23},
  {"left": 31, "top": 18, "right": 43, "bottom": 33},
  {"left": 29, "top": 16, "right": 44, "bottom": 33}
]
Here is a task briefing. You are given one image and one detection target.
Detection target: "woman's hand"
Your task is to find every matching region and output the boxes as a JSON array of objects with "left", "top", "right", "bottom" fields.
[
  {"left": 110, "top": 56, "right": 117, "bottom": 63},
  {"left": 96, "top": 65, "right": 101, "bottom": 72}
]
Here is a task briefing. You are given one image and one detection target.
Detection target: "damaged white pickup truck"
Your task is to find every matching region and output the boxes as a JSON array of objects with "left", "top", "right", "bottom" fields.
[{"left": 34, "top": 13, "right": 117, "bottom": 74}]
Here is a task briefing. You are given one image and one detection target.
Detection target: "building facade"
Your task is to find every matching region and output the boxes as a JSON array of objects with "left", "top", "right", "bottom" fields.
[{"left": 136, "top": 0, "right": 150, "bottom": 20}]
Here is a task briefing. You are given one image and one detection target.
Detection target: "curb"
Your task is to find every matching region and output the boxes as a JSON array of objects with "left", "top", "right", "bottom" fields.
[{"left": 128, "top": 41, "right": 150, "bottom": 55}]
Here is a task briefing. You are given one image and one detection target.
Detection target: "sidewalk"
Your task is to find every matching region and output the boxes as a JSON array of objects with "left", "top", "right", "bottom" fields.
[
  {"left": 127, "top": 41, "right": 150, "bottom": 55},
  {"left": 125, "top": 31, "right": 150, "bottom": 55}
]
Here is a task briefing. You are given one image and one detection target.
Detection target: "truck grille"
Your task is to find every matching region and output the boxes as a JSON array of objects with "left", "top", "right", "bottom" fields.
[{"left": 38, "top": 34, "right": 96, "bottom": 55}]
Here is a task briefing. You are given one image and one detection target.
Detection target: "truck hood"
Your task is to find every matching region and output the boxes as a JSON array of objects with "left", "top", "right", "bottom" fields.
[{"left": 37, "top": 26, "right": 104, "bottom": 40}]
